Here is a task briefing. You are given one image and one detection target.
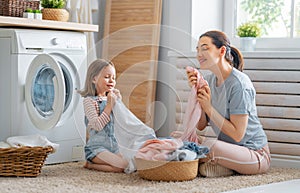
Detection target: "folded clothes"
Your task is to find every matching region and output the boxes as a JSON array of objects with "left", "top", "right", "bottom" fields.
[
  {"left": 180, "top": 141, "right": 210, "bottom": 159},
  {"left": 135, "top": 138, "right": 183, "bottom": 161},
  {"left": 6, "top": 134, "right": 59, "bottom": 153},
  {"left": 167, "top": 149, "right": 197, "bottom": 161},
  {"left": 0, "top": 141, "right": 11, "bottom": 148}
]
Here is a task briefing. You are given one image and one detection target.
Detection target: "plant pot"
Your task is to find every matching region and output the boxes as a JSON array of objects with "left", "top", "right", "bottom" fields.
[
  {"left": 240, "top": 37, "right": 256, "bottom": 51},
  {"left": 34, "top": 13, "right": 43, "bottom": 20},
  {"left": 42, "top": 8, "right": 69, "bottom": 22},
  {"left": 23, "top": 12, "right": 34, "bottom": 19}
]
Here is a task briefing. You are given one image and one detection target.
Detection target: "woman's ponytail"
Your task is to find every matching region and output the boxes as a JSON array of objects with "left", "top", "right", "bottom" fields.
[{"left": 230, "top": 46, "right": 244, "bottom": 72}]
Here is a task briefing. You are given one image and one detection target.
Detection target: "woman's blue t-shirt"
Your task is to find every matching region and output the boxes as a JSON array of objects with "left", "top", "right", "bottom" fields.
[{"left": 204, "top": 68, "right": 268, "bottom": 150}]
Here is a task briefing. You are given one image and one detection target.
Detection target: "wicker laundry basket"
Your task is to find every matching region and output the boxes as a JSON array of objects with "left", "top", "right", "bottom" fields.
[
  {"left": 0, "top": 146, "right": 53, "bottom": 177},
  {"left": 0, "top": 0, "right": 40, "bottom": 17},
  {"left": 135, "top": 158, "right": 199, "bottom": 181}
]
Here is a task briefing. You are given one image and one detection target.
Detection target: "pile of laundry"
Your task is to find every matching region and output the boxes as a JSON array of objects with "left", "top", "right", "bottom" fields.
[{"left": 135, "top": 138, "right": 209, "bottom": 162}]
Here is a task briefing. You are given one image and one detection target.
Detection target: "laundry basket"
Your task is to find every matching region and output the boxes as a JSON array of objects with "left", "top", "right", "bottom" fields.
[
  {"left": 0, "top": 0, "right": 40, "bottom": 17},
  {"left": 0, "top": 146, "right": 53, "bottom": 177},
  {"left": 135, "top": 158, "right": 199, "bottom": 181}
]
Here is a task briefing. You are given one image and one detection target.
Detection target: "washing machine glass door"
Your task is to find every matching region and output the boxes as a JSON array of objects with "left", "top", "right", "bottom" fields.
[{"left": 25, "top": 54, "right": 66, "bottom": 130}]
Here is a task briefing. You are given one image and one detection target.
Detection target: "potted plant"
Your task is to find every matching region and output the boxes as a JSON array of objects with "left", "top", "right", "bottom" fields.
[
  {"left": 23, "top": 8, "right": 34, "bottom": 19},
  {"left": 33, "top": 9, "right": 43, "bottom": 20},
  {"left": 237, "top": 22, "right": 261, "bottom": 51},
  {"left": 41, "top": 0, "right": 69, "bottom": 22}
]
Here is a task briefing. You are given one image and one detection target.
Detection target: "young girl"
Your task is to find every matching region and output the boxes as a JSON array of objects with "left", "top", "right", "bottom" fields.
[
  {"left": 186, "top": 30, "right": 270, "bottom": 177},
  {"left": 78, "top": 59, "right": 128, "bottom": 173}
]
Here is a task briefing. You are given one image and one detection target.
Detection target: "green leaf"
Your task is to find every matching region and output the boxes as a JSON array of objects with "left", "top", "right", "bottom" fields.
[
  {"left": 25, "top": 8, "right": 33, "bottom": 13},
  {"left": 237, "top": 22, "right": 261, "bottom": 37},
  {"left": 41, "top": 0, "right": 66, "bottom": 9}
]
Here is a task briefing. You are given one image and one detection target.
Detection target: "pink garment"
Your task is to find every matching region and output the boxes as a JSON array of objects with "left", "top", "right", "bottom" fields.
[
  {"left": 180, "top": 66, "right": 208, "bottom": 144},
  {"left": 135, "top": 138, "right": 183, "bottom": 161}
]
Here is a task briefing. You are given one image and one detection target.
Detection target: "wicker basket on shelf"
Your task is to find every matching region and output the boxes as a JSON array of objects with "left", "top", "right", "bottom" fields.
[
  {"left": 0, "top": 0, "right": 40, "bottom": 17},
  {"left": 42, "top": 8, "right": 69, "bottom": 22},
  {"left": 0, "top": 146, "right": 53, "bottom": 177},
  {"left": 135, "top": 158, "right": 199, "bottom": 181}
]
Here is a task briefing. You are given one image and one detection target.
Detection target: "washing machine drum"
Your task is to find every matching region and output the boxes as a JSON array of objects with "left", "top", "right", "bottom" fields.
[{"left": 25, "top": 54, "right": 72, "bottom": 130}]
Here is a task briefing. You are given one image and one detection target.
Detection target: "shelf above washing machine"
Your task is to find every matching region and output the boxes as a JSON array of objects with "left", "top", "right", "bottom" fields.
[{"left": 0, "top": 16, "right": 98, "bottom": 32}]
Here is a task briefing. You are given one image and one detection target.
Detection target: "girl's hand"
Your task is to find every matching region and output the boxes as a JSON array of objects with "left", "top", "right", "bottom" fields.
[
  {"left": 104, "top": 89, "right": 122, "bottom": 115},
  {"left": 113, "top": 89, "right": 122, "bottom": 100},
  {"left": 106, "top": 90, "right": 118, "bottom": 109},
  {"left": 197, "top": 85, "right": 212, "bottom": 115},
  {"left": 186, "top": 67, "right": 198, "bottom": 87}
]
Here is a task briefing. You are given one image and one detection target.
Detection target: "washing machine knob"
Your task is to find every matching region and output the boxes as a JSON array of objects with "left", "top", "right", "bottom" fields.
[{"left": 52, "top": 38, "right": 61, "bottom": 45}]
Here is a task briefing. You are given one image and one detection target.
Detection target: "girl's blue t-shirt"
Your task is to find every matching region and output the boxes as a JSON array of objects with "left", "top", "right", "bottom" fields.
[{"left": 204, "top": 68, "right": 268, "bottom": 150}]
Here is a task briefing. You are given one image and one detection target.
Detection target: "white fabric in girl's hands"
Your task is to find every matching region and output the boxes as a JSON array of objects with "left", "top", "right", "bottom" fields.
[
  {"left": 113, "top": 99, "right": 156, "bottom": 173},
  {"left": 6, "top": 134, "right": 59, "bottom": 153}
]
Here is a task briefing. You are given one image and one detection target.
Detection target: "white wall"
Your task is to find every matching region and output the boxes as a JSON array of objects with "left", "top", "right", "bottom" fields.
[
  {"left": 155, "top": 0, "right": 223, "bottom": 136},
  {"left": 89, "top": 0, "right": 106, "bottom": 59},
  {"left": 191, "top": 0, "right": 223, "bottom": 50}
]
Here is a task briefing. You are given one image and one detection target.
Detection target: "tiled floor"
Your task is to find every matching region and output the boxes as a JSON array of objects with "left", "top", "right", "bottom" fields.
[{"left": 222, "top": 179, "right": 300, "bottom": 193}]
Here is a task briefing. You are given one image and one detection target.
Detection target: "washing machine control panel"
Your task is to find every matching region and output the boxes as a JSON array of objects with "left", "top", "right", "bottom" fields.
[
  {"left": 15, "top": 30, "right": 86, "bottom": 53},
  {"left": 51, "top": 37, "right": 83, "bottom": 49},
  {"left": 51, "top": 38, "right": 62, "bottom": 45}
]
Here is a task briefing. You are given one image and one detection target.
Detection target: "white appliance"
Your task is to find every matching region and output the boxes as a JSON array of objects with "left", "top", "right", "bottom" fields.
[{"left": 0, "top": 28, "right": 87, "bottom": 164}]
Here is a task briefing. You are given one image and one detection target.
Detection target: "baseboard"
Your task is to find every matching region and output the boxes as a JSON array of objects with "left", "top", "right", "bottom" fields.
[{"left": 270, "top": 154, "right": 300, "bottom": 169}]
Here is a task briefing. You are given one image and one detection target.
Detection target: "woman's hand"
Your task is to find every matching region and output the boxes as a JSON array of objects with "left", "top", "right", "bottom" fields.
[
  {"left": 197, "top": 85, "right": 212, "bottom": 115},
  {"left": 186, "top": 67, "right": 198, "bottom": 87}
]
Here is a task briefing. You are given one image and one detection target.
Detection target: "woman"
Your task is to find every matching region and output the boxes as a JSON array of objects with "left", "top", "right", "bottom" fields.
[{"left": 189, "top": 30, "right": 270, "bottom": 177}]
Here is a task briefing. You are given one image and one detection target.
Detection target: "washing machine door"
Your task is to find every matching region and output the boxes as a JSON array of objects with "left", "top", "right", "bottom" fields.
[{"left": 25, "top": 54, "right": 66, "bottom": 130}]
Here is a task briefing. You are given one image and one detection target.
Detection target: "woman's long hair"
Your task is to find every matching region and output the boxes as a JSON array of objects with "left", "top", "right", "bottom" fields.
[{"left": 200, "top": 30, "right": 244, "bottom": 72}]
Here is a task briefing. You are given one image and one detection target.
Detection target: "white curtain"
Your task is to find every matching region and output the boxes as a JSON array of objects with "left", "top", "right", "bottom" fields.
[{"left": 66, "top": 0, "right": 98, "bottom": 64}]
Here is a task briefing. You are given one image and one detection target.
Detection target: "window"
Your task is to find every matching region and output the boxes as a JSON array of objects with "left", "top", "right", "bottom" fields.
[
  {"left": 224, "top": 0, "right": 300, "bottom": 50},
  {"left": 236, "top": 0, "right": 300, "bottom": 38}
]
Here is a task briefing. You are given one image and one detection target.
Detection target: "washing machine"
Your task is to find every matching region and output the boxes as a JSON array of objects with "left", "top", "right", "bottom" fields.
[{"left": 0, "top": 28, "right": 87, "bottom": 164}]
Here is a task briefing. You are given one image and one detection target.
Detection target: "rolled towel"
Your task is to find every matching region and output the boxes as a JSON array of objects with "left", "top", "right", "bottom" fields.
[
  {"left": 7, "top": 134, "right": 59, "bottom": 153},
  {"left": 0, "top": 141, "right": 11, "bottom": 148}
]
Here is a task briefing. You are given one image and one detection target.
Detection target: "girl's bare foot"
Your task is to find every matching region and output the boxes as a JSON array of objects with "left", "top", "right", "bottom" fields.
[{"left": 84, "top": 161, "right": 91, "bottom": 169}]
